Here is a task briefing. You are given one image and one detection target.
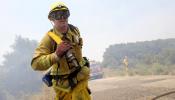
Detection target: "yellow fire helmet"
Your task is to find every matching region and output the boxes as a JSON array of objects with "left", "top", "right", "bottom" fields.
[{"left": 48, "top": 1, "right": 69, "bottom": 19}]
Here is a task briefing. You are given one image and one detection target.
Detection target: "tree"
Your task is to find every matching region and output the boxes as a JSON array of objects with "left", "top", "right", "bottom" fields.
[{"left": 1, "top": 36, "right": 42, "bottom": 98}]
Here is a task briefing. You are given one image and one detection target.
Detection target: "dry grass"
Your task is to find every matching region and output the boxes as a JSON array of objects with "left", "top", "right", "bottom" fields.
[{"left": 89, "top": 75, "right": 175, "bottom": 100}]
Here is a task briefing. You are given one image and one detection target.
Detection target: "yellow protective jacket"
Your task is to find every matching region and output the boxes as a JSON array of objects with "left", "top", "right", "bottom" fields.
[
  {"left": 31, "top": 24, "right": 83, "bottom": 74},
  {"left": 31, "top": 25, "right": 91, "bottom": 100}
]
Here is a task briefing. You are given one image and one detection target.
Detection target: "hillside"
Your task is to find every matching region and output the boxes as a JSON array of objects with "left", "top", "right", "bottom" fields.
[
  {"left": 102, "top": 38, "right": 175, "bottom": 75},
  {"left": 103, "top": 38, "right": 175, "bottom": 67}
]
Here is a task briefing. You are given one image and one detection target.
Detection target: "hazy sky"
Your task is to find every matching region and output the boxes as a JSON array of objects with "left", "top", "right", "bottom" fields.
[{"left": 0, "top": 0, "right": 175, "bottom": 64}]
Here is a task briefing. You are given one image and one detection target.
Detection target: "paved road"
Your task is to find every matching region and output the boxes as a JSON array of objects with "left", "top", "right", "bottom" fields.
[{"left": 89, "top": 75, "right": 175, "bottom": 100}]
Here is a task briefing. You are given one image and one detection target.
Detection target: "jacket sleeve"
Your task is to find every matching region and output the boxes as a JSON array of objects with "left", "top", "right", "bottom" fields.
[{"left": 31, "top": 33, "right": 59, "bottom": 71}]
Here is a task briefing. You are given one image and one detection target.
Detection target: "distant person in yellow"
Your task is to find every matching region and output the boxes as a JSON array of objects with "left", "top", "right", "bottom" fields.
[
  {"left": 123, "top": 56, "right": 129, "bottom": 76},
  {"left": 31, "top": 1, "right": 91, "bottom": 100}
]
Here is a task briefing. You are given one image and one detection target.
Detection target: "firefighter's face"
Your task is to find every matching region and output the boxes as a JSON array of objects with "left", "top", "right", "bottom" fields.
[{"left": 53, "top": 18, "right": 68, "bottom": 33}]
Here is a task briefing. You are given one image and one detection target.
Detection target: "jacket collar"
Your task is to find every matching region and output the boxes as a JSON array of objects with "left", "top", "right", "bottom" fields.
[{"left": 53, "top": 26, "right": 72, "bottom": 41}]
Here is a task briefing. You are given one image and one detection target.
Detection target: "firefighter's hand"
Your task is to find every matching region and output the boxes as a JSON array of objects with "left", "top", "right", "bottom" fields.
[{"left": 55, "top": 42, "right": 72, "bottom": 57}]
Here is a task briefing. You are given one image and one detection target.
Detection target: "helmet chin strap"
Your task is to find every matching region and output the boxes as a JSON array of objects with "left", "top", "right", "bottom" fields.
[
  {"left": 50, "top": 21, "right": 58, "bottom": 32},
  {"left": 50, "top": 21, "right": 59, "bottom": 34},
  {"left": 50, "top": 20, "right": 54, "bottom": 28}
]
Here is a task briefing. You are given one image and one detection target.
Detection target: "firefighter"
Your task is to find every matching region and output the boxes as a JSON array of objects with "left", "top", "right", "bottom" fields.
[
  {"left": 31, "top": 1, "right": 91, "bottom": 100},
  {"left": 123, "top": 56, "right": 129, "bottom": 76}
]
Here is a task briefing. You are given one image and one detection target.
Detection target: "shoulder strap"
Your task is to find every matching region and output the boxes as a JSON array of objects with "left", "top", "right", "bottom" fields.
[{"left": 48, "top": 31, "right": 62, "bottom": 45}]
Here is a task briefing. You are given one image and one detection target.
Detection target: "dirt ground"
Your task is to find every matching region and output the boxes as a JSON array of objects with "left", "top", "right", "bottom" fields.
[{"left": 89, "top": 75, "right": 175, "bottom": 100}]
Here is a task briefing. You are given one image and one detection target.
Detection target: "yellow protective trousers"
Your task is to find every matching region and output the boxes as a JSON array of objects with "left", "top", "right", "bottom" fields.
[{"left": 54, "top": 80, "right": 91, "bottom": 100}]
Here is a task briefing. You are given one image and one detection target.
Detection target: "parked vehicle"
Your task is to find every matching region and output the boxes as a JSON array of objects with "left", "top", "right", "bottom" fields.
[{"left": 90, "top": 61, "right": 103, "bottom": 80}]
